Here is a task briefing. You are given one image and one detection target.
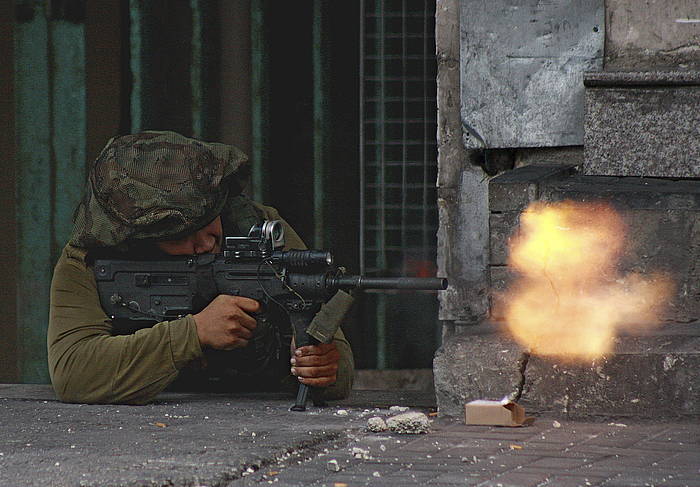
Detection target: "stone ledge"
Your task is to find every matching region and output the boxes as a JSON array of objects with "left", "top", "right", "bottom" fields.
[
  {"left": 434, "top": 322, "right": 528, "bottom": 418},
  {"left": 434, "top": 321, "right": 700, "bottom": 419},
  {"left": 522, "top": 346, "right": 700, "bottom": 419},
  {"left": 584, "top": 70, "right": 700, "bottom": 87}
]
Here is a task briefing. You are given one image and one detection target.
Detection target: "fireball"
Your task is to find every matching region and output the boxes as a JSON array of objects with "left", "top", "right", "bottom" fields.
[{"left": 501, "top": 200, "right": 673, "bottom": 361}]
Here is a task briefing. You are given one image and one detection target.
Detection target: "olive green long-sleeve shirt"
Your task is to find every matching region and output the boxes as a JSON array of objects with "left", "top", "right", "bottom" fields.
[{"left": 48, "top": 210, "right": 354, "bottom": 404}]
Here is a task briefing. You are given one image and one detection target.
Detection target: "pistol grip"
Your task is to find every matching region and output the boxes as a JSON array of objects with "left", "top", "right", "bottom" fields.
[
  {"left": 290, "top": 384, "right": 309, "bottom": 411},
  {"left": 288, "top": 305, "right": 322, "bottom": 411}
]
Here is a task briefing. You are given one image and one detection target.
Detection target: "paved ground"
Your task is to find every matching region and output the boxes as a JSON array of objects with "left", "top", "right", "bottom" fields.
[{"left": 1, "top": 385, "right": 698, "bottom": 487}]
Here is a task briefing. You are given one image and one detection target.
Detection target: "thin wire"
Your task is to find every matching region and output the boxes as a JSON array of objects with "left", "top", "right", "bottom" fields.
[{"left": 256, "top": 259, "right": 308, "bottom": 309}]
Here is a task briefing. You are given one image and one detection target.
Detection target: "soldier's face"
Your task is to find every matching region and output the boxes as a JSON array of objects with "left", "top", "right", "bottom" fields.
[{"left": 156, "top": 216, "right": 223, "bottom": 255}]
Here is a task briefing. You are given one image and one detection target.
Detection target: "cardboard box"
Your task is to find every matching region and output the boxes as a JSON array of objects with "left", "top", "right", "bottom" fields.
[{"left": 464, "top": 398, "right": 528, "bottom": 427}]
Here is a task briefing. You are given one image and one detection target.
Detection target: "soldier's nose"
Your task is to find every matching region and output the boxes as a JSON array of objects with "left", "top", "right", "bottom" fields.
[
  {"left": 192, "top": 233, "right": 215, "bottom": 254},
  {"left": 193, "top": 240, "right": 213, "bottom": 254}
]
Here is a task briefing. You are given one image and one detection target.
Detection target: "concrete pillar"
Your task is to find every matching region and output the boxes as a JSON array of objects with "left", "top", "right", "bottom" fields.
[{"left": 434, "top": 0, "right": 492, "bottom": 415}]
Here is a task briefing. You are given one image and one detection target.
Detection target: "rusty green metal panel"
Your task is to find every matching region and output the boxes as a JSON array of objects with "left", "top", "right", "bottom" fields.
[
  {"left": 129, "top": 0, "right": 143, "bottom": 132},
  {"left": 15, "top": 0, "right": 86, "bottom": 383},
  {"left": 15, "top": 1, "right": 52, "bottom": 384},
  {"left": 130, "top": 0, "right": 209, "bottom": 137},
  {"left": 312, "top": 0, "right": 329, "bottom": 249},
  {"left": 190, "top": 0, "right": 218, "bottom": 140},
  {"left": 190, "top": 0, "right": 203, "bottom": 138},
  {"left": 51, "top": 17, "right": 86, "bottom": 253},
  {"left": 251, "top": 0, "right": 270, "bottom": 203}
]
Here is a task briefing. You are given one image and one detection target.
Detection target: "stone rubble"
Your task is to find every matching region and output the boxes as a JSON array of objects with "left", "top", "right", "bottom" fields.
[
  {"left": 386, "top": 412, "right": 431, "bottom": 434},
  {"left": 366, "top": 417, "right": 387, "bottom": 432},
  {"left": 389, "top": 405, "right": 409, "bottom": 412}
]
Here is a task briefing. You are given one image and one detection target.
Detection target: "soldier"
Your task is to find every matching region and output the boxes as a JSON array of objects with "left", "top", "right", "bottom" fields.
[{"left": 48, "top": 131, "right": 354, "bottom": 404}]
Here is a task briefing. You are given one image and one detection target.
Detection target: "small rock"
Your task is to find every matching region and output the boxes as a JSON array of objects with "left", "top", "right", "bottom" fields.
[
  {"left": 373, "top": 471, "right": 381, "bottom": 477},
  {"left": 335, "top": 409, "right": 349, "bottom": 416},
  {"left": 367, "top": 417, "right": 387, "bottom": 433},
  {"left": 351, "top": 447, "right": 371, "bottom": 459},
  {"left": 389, "top": 405, "right": 409, "bottom": 412},
  {"left": 327, "top": 459, "right": 340, "bottom": 472},
  {"left": 386, "top": 412, "right": 430, "bottom": 434}
]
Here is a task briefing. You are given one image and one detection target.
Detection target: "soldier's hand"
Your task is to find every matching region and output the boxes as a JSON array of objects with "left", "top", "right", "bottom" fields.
[
  {"left": 193, "top": 295, "right": 260, "bottom": 350},
  {"left": 290, "top": 343, "right": 340, "bottom": 388}
]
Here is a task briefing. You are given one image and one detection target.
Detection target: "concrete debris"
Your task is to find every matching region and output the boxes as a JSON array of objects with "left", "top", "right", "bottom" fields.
[
  {"left": 326, "top": 459, "right": 340, "bottom": 472},
  {"left": 351, "top": 447, "right": 372, "bottom": 460},
  {"left": 367, "top": 417, "right": 388, "bottom": 433},
  {"left": 389, "top": 405, "right": 409, "bottom": 413},
  {"left": 386, "top": 412, "right": 431, "bottom": 434}
]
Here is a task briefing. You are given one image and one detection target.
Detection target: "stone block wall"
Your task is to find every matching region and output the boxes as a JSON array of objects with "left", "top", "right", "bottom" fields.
[
  {"left": 584, "top": 71, "right": 700, "bottom": 178},
  {"left": 489, "top": 166, "right": 700, "bottom": 324}
]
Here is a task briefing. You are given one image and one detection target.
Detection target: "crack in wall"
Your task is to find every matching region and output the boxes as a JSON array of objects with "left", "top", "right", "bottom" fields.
[{"left": 514, "top": 351, "right": 530, "bottom": 403}]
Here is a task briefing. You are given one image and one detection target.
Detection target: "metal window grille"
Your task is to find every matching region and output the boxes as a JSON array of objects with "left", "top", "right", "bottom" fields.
[{"left": 359, "top": 0, "right": 438, "bottom": 278}]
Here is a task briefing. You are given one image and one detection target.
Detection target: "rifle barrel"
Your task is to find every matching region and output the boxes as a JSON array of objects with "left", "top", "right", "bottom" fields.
[{"left": 333, "top": 276, "right": 447, "bottom": 290}]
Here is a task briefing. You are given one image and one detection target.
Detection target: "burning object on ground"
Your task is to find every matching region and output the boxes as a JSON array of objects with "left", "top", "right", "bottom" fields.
[
  {"left": 464, "top": 397, "right": 530, "bottom": 427},
  {"left": 499, "top": 200, "right": 673, "bottom": 361}
]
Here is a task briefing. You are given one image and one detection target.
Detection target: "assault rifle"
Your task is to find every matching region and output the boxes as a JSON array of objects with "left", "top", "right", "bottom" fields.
[{"left": 94, "top": 220, "right": 447, "bottom": 411}]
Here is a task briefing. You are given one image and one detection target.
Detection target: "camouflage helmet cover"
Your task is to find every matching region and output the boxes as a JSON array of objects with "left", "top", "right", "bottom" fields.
[{"left": 70, "top": 131, "right": 249, "bottom": 248}]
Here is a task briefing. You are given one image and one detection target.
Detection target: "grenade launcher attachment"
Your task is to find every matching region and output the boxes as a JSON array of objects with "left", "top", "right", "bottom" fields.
[{"left": 94, "top": 220, "right": 448, "bottom": 411}]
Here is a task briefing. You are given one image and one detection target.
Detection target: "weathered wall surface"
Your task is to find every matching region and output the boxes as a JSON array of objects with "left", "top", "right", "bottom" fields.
[
  {"left": 605, "top": 0, "right": 700, "bottom": 69},
  {"left": 460, "top": 0, "right": 604, "bottom": 149}
]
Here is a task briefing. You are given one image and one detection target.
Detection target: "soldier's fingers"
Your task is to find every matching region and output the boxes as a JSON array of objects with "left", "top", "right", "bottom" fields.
[
  {"left": 294, "top": 343, "right": 337, "bottom": 357},
  {"left": 297, "top": 375, "right": 337, "bottom": 387},
  {"left": 217, "top": 295, "right": 260, "bottom": 313},
  {"left": 291, "top": 349, "right": 340, "bottom": 367},
  {"left": 231, "top": 310, "right": 257, "bottom": 331},
  {"left": 291, "top": 363, "right": 338, "bottom": 379},
  {"left": 230, "top": 296, "right": 261, "bottom": 313},
  {"left": 230, "top": 323, "right": 254, "bottom": 340}
]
